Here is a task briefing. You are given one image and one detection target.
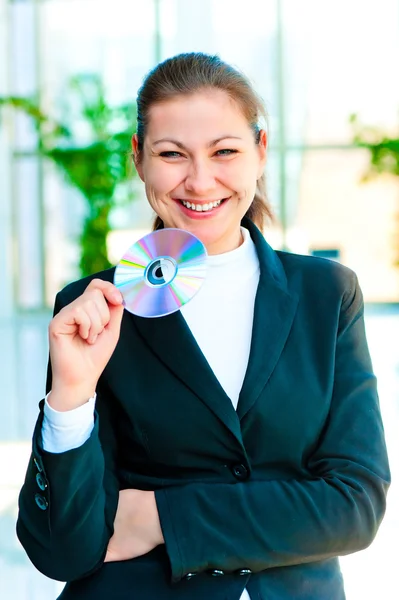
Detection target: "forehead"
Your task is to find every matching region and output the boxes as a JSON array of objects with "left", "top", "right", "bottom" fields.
[{"left": 146, "top": 90, "right": 252, "bottom": 141}]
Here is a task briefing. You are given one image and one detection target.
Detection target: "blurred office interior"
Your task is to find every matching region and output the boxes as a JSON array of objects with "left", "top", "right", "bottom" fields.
[{"left": 0, "top": 1, "right": 398, "bottom": 598}]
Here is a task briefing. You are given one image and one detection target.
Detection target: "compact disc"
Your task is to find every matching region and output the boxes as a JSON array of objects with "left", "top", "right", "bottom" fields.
[{"left": 113, "top": 228, "right": 207, "bottom": 318}]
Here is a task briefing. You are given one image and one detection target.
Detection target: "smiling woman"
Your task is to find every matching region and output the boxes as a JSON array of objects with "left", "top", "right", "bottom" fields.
[
  {"left": 132, "top": 88, "right": 268, "bottom": 255},
  {"left": 16, "top": 52, "right": 390, "bottom": 600},
  {"left": 132, "top": 53, "right": 272, "bottom": 253}
]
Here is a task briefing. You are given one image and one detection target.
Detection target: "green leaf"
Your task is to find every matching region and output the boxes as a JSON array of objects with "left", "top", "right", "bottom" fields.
[{"left": 0, "top": 73, "right": 138, "bottom": 278}]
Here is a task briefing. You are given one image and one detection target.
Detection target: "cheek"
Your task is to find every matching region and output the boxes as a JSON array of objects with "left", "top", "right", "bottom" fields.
[
  {"left": 221, "top": 160, "right": 259, "bottom": 195},
  {"left": 145, "top": 164, "right": 183, "bottom": 196}
]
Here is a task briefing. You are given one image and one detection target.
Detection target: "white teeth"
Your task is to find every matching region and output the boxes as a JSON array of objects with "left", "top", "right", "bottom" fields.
[{"left": 181, "top": 199, "right": 224, "bottom": 211}]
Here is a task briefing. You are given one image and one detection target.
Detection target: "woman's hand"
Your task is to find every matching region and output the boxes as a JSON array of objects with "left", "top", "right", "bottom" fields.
[
  {"left": 48, "top": 279, "right": 124, "bottom": 411},
  {"left": 104, "top": 489, "right": 164, "bottom": 563}
]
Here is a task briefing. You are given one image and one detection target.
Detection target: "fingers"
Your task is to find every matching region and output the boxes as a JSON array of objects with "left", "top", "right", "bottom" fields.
[
  {"left": 84, "top": 280, "right": 124, "bottom": 344},
  {"left": 107, "top": 301, "right": 124, "bottom": 340},
  {"left": 68, "top": 302, "right": 101, "bottom": 344},
  {"left": 53, "top": 279, "right": 124, "bottom": 344},
  {"left": 86, "top": 279, "right": 123, "bottom": 306},
  {"left": 80, "top": 288, "right": 114, "bottom": 344},
  {"left": 85, "top": 302, "right": 104, "bottom": 345},
  {"left": 72, "top": 306, "right": 91, "bottom": 341}
]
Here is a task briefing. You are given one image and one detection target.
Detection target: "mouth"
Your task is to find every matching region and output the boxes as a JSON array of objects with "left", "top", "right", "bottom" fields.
[{"left": 176, "top": 198, "right": 229, "bottom": 213}]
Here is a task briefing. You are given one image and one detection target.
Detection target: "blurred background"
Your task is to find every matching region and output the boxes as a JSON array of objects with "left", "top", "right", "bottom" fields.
[{"left": 0, "top": 0, "right": 398, "bottom": 598}]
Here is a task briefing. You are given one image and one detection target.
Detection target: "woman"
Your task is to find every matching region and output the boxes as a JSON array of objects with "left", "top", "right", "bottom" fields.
[{"left": 17, "top": 53, "right": 390, "bottom": 600}]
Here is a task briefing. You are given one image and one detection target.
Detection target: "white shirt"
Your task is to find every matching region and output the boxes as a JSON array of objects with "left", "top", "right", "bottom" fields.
[
  {"left": 43, "top": 226, "right": 260, "bottom": 599},
  {"left": 180, "top": 226, "right": 259, "bottom": 409}
]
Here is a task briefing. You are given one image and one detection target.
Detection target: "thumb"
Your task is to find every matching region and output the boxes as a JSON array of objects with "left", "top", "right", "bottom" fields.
[{"left": 107, "top": 302, "right": 125, "bottom": 340}]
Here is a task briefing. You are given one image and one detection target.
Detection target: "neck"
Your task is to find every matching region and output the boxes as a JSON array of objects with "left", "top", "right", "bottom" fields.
[{"left": 204, "top": 228, "right": 244, "bottom": 256}]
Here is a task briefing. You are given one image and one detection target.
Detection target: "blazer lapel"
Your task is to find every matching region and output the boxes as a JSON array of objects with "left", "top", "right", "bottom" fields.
[
  {"left": 116, "top": 218, "right": 297, "bottom": 443},
  {"left": 236, "top": 219, "right": 299, "bottom": 420},
  {"left": 132, "top": 310, "right": 244, "bottom": 445}
]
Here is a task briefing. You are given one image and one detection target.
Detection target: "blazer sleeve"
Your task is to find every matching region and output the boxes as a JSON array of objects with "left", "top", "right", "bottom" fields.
[
  {"left": 16, "top": 292, "right": 120, "bottom": 582},
  {"left": 155, "top": 274, "right": 391, "bottom": 582}
]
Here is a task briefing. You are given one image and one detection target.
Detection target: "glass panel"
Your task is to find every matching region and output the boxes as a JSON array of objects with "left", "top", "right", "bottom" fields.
[
  {"left": 43, "top": 160, "right": 85, "bottom": 303},
  {"left": 282, "top": 0, "right": 399, "bottom": 146},
  {"left": 0, "top": 323, "right": 18, "bottom": 440},
  {"left": 160, "top": 0, "right": 213, "bottom": 56},
  {"left": 36, "top": 0, "right": 157, "bottom": 302},
  {"left": 16, "top": 318, "right": 49, "bottom": 438},
  {"left": 212, "top": 0, "right": 279, "bottom": 134},
  {"left": 158, "top": 1, "right": 278, "bottom": 134},
  {"left": 40, "top": 0, "right": 156, "bottom": 109},
  {"left": 157, "top": 0, "right": 178, "bottom": 59},
  {"left": 14, "top": 156, "right": 44, "bottom": 308},
  {"left": 287, "top": 148, "right": 399, "bottom": 302},
  {"left": 263, "top": 149, "right": 283, "bottom": 247},
  {"left": 0, "top": 0, "right": 13, "bottom": 317},
  {"left": 154, "top": 0, "right": 276, "bottom": 148},
  {"left": 9, "top": 0, "right": 39, "bottom": 151}
]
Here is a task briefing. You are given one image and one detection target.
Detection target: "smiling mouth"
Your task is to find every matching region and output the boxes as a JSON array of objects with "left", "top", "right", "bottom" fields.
[{"left": 178, "top": 198, "right": 228, "bottom": 212}]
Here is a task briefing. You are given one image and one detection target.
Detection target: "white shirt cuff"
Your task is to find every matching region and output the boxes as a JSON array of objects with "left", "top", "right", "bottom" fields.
[{"left": 42, "top": 392, "right": 96, "bottom": 454}]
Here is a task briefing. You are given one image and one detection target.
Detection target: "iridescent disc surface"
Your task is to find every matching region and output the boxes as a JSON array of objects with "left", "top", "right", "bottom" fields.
[{"left": 114, "top": 228, "right": 207, "bottom": 318}]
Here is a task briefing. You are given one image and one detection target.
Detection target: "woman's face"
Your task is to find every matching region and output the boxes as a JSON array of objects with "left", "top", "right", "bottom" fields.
[{"left": 132, "top": 89, "right": 267, "bottom": 254}]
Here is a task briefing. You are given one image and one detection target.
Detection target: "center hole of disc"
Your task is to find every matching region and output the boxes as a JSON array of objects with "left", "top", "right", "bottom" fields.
[{"left": 146, "top": 257, "right": 177, "bottom": 287}]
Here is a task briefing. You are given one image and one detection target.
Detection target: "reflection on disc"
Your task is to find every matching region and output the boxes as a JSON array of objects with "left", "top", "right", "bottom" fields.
[{"left": 113, "top": 228, "right": 207, "bottom": 318}]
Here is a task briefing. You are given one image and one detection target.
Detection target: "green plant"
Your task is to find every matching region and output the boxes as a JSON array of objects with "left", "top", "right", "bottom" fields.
[
  {"left": 350, "top": 114, "right": 399, "bottom": 265},
  {"left": 350, "top": 114, "right": 399, "bottom": 178},
  {"left": 0, "top": 74, "right": 137, "bottom": 276}
]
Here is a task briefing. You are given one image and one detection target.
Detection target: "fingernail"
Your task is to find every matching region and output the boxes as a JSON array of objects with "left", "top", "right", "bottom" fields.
[{"left": 112, "top": 292, "right": 123, "bottom": 304}]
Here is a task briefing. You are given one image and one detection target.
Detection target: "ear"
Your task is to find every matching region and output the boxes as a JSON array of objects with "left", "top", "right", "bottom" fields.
[
  {"left": 131, "top": 134, "right": 145, "bottom": 181},
  {"left": 257, "top": 129, "right": 268, "bottom": 179}
]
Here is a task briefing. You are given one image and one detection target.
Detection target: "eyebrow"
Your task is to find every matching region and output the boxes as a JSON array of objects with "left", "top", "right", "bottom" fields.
[{"left": 152, "top": 136, "right": 243, "bottom": 149}]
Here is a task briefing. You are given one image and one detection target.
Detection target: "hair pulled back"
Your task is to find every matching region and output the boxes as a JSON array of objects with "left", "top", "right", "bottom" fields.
[{"left": 135, "top": 52, "right": 273, "bottom": 231}]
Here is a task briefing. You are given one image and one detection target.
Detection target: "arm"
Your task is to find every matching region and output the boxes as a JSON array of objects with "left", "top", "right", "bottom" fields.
[
  {"left": 155, "top": 275, "right": 391, "bottom": 582},
  {"left": 16, "top": 292, "right": 121, "bottom": 582}
]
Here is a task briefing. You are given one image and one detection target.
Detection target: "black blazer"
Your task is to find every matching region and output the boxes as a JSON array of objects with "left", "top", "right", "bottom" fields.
[{"left": 17, "top": 219, "right": 390, "bottom": 600}]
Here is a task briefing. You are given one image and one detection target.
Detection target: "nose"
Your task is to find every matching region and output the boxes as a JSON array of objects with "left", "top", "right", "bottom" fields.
[{"left": 184, "top": 158, "right": 216, "bottom": 196}]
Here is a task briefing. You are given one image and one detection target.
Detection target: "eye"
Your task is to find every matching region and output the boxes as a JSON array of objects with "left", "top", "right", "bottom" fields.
[
  {"left": 215, "top": 149, "right": 238, "bottom": 156},
  {"left": 159, "top": 151, "right": 183, "bottom": 158}
]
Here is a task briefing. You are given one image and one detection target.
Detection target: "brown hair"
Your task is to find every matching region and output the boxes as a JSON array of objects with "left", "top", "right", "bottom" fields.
[{"left": 134, "top": 52, "right": 273, "bottom": 231}]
